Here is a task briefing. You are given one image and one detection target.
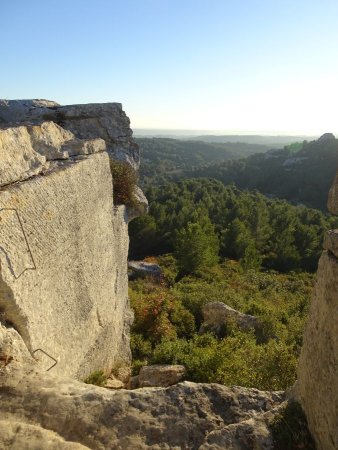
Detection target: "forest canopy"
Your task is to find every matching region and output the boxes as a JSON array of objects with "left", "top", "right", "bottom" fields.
[{"left": 129, "top": 178, "right": 338, "bottom": 273}]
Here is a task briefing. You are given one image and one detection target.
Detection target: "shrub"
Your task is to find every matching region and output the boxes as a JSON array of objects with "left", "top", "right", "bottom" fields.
[
  {"left": 110, "top": 159, "right": 138, "bottom": 206},
  {"left": 84, "top": 370, "right": 107, "bottom": 386}
]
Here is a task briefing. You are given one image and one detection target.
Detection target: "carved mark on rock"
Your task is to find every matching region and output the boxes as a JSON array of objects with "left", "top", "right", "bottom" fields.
[{"left": 0, "top": 208, "right": 36, "bottom": 279}]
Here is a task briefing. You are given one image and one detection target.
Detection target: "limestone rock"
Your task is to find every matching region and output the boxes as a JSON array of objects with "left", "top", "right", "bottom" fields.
[
  {"left": 138, "top": 364, "right": 186, "bottom": 387},
  {"left": 128, "top": 260, "right": 162, "bottom": 278},
  {"left": 126, "top": 186, "right": 149, "bottom": 222},
  {"left": 328, "top": 172, "right": 338, "bottom": 214},
  {"left": 0, "top": 99, "right": 140, "bottom": 169},
  {"left": 0, "top": 99, "right": 59, "bottom": 125},
  {"left": 105, "top": 376, "right": 125, "bottom": 390},
  {"left": 0, "top": 325, "right": 285, "bottom": 449},
  {"left": 0, "top": 126, "right": 47, "bottom": 187},
  {"left": 0, "top": 121, "right": 106, "bottom": 188},
  {"left": 0, "top": 151, "right": 132, "bottom": 379},
  {"left": 0, "top": 420, "right": 88, "bottom": 450},
  {"left": 297, "top": 248, "right": 338, "bottom": 450},
  {"left": 200, "top": 302, "right": 260, "bottom": 335},
  {"left": 27, "top": 121, "right": 106, "bottom": 160},
  {"left": 323, "top": 229, "right": 338, "bottom": 258}
]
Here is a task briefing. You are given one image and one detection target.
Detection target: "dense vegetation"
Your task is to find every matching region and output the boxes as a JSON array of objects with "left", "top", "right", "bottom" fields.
[
  {"left": 137, "top": 134, "right": 338, "bottom": 211},
  {"left": 130, "top": 257, "right": 313, "bottom": 390},
  {"left": 129, "top": 134, "right": 338, "bottom": 392},
  {"left": 137, "top": 137, "right": 270, "bottom": 187},
  {"left": 190, "top": 134, "right": 338, "bottom": 211},
  {"left": 130, "top": 178, "right": 338, "bottom": 273}
]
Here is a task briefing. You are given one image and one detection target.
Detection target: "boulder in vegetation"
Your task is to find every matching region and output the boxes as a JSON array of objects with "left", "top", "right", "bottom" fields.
[
  {"left": 200, "top": 301, "right": 260, "bottom": 335},
  {"left": 128, "top": 260, "right": 162, "bottom": 278},
  {"left": 138, "top": 364, "right": 186, "bottom": 387}
]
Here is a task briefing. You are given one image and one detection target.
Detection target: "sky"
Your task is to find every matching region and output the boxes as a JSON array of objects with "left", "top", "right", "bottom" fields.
[{"left": 1, "top": 0, "right": 338, "bottom": 134}]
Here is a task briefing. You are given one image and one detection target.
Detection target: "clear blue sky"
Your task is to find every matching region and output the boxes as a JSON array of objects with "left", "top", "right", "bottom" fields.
[{"left": 1, "top": 0, "right": 338, "bottom": 134}]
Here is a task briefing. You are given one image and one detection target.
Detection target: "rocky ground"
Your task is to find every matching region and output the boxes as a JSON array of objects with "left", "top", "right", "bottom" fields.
[{"left": 0, "top": 323, "right": 286, "bottom": 450}]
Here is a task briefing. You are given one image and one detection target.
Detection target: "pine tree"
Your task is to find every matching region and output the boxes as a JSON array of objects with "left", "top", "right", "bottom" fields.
[{"left": 174, "top": 215, "right": 219, "bottom": 275}]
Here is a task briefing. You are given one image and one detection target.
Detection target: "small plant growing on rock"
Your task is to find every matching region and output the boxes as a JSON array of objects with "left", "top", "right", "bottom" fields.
[
  {"left": 110, "top": 159, "right": 138, "bottom": 207},
  {"left": 84, "top": 370, "right": 107, "bottom": 387}
]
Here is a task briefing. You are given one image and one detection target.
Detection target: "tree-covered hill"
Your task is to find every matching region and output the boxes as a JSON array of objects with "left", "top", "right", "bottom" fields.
[
  {"left": 190, "top": 133, "right": 338, "bottom": 211},
  {"left": 136, "top": 134, "right": 338, "bottom": 211},
  {"left": 129, "top": 178, "right": 338, "bottom": 272},
  {"left": 136, "top": 137, "right": 270, "bottom": 186}
]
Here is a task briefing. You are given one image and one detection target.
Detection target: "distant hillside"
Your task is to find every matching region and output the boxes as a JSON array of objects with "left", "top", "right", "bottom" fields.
[
  {"left": 190, "top": 133, "right": 338, "bottom": 211},
  {"left": 137, "top": 137, "right": 271, "bottom": 186},
  {"left": 190, "top": 134, "right": 317, "bottom": 148}
]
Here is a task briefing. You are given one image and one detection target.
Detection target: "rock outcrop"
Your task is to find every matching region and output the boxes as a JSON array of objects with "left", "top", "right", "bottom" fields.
[
  {"left": 0, "top": 99, "right": 139, "bottom": 169},
  {"left": 200, "top": 302, "right": 260, "bottom": 336},
  {"left": 0, "top": 323, "right": 285, "bottom": 450},
  {"left": 296, "top": 175, "right": 338, "bottom": 450},
  {"left": 0, "top": 104, "right": 139, "bottom": 379},
  {"left": 128, "top": 260, "right": 162, "bottom": 278},
  {"left": 137, "top": 364, "right": 187, "bottom": 388}
]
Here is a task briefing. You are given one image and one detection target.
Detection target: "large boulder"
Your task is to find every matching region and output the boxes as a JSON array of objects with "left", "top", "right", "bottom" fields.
[
  {"left": 200, "top": 302, "right": 260, "bottom": 335},
  {"left": 138, "top": 364, "right": 186, "bottom": 387}
]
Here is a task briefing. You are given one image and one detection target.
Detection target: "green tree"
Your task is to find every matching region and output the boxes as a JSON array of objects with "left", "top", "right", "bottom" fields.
[{"left": 174, "top": 216, "right": 219, "bottom": 275}]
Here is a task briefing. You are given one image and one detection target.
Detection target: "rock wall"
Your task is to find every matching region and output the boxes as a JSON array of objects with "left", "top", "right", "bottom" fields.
[
  {"left": 297, "top": 177, "right": 338, "bottom": 450},
  {"left": 0, "top": 104, "right": 138, "bottom": 379}
]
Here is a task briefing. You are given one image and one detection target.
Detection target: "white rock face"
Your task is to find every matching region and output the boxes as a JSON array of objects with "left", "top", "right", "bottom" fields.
[
  {"left": 297, "top": 176, "right": 338, "bottom": 450},
  {"left": 0, "top": 109, "right": 138, "bottom": 379},
  {"left": 0, "top": 126, "right": 47, "bottom": 186},
  {"left": 0, "top": 150, "right": 132, "bottom": 378},
  {"left": 0, "top": 100, "right": 140, "bottom": 169}
]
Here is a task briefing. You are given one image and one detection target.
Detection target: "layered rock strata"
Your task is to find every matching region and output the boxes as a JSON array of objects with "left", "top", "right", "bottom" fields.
[
  {"left": 0, "top": 115, "right": 134, "bottom": 379},
  {"left": 297, "top": 178, "right": 338, "bottom": 450}
]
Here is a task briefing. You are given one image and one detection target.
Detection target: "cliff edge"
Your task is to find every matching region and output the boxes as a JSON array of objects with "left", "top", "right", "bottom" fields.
[{"left": 0, "top": 101, "right": 143, "bottom": 379}]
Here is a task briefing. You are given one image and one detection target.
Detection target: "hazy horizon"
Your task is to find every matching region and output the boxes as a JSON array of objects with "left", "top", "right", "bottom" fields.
[{"left": 134, "top": 128, "right": 322, "bottom": 137}]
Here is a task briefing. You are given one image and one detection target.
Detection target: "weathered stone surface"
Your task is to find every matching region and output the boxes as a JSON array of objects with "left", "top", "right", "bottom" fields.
[
  {"left": 297, "top": 248, "right": 338, "bottom": 450},
  {"left": 138, "top": 364, "right": 186, "bottom": 387},
  {"left": 0, "top": 420, "right": 87, "bottom": 450},
  {"left": 296, "top": 166, "right": 338, "bottom": 450},
  {"left": 28, "top": 121, "right": 106, "bottom": 160},
  {"left": 0, "top": 121, "right": 106, "bottom": 188},
  {"left": 0, "top": 152, "right": 132, "bottom": 379},
  {"left": 0, "top": 99, "right": 59, "bottom": 125},
  {"left": 200, "top": 302, "right": 260, "bottom": 335},
  {"left": 0, "top": 100, "right": 140, "bottom": 169},
  {"left": 126, "top": 186, "right": 149, "bottom": 222},
  {"left": 328, "top": 172, "right": 338, "bottom": 214},
  {"left": 0, "top": 126, "right": 47, "bottom": 187},
  {"left": 0, "top": 324, "right": 284, "bottom": 450},
  {"left": 105, "top": 376, "right": 125, "bottom": 390},
  {"left": 128, "top": 260, "right": 162, "bottom": 278},
  {"left": 323, "top": 229, "right": 338, "bottom": 258}
]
